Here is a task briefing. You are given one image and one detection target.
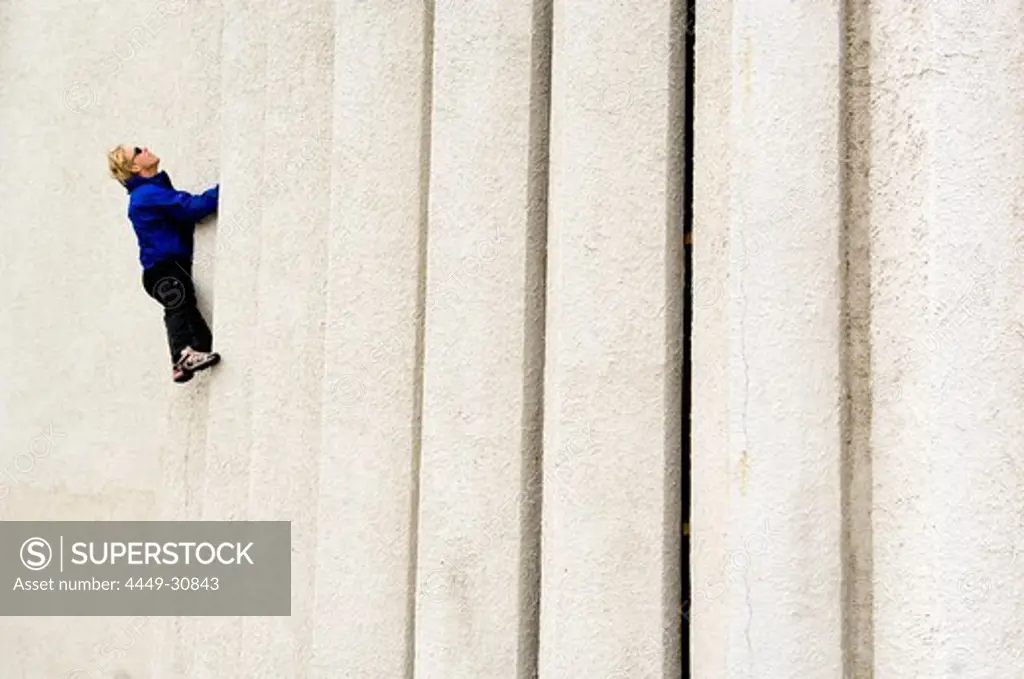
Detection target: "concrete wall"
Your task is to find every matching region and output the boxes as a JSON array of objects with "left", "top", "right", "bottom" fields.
[
  {"left": 10, "top": 0, "right": 1020, "bottom": 677},
  {"left": 692, "top": 0, "right": 1024, "bottom": 677},
  {"left": 692, "top": 0, "right": 844, "bottom": 676},
  {"left": 0, "top": 1, "right": 682, "bottom": 678},
  {"left": 867, "top": 3, "right": 1024, "bottom": 677}
]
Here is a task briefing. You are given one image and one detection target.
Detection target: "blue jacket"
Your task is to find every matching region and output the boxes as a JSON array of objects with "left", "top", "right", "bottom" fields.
[{"left": 124, "top": 170, "right": 219, "bottom": 270}]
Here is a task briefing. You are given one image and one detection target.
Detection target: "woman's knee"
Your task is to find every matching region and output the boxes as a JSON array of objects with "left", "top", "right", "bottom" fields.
[{"left": 150, "top": 275, "right": 194, "bottom": 310}]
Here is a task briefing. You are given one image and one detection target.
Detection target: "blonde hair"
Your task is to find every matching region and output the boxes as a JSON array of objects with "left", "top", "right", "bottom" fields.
[{"left": 107, "top": 144, "right": 136, "bottom": 185}]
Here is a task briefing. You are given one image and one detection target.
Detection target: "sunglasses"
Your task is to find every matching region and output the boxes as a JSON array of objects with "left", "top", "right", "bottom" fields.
[{"left": 132, "top": 146, "right": 142, "bottom": 159}]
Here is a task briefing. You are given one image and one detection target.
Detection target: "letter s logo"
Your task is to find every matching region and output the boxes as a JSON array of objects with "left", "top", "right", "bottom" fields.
[{"left": 20, "top": 537, "right": 52, "bottom": 571}]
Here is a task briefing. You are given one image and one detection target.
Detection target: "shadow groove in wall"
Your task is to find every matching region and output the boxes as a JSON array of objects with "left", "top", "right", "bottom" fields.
[
  {"left": 839, "top": 0, "right": 875, "bottom": 676},
  {"left": 662, "top": 0, "right": 689, "bottom": 676},
  {"left": 517, "top": 1, "right": 554, "bottom": 677},
  {"left": 407, "top": 2, "right": 437, "bottom": 678},
  {"left": 679, "top": 1, "right": 695, "bottom": 676}
]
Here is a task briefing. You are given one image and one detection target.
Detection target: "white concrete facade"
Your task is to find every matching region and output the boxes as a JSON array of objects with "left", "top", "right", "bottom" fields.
[
  {"left": 4, "top": 0, "right": 1019, "bottom": 677},
  {"left": 691, "top": 0, "right": 1024, "bottom": 677},
  {"left": 1, "top": 1, "right": 681, "bottom": 677},
  {"left": 692, "top": 0, "right": 844, "bottom": 676}
]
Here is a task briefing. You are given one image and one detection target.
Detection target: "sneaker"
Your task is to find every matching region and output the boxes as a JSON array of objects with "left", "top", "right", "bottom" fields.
[
  {"left": 176, "top": 346, "right": 221, "bottom": 375},
  {"left": 172, "top": 362, "right": 194, "bottom": 383}
]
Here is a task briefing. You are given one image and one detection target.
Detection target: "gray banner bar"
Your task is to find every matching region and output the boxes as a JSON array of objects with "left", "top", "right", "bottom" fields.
[{"left": 0, "top": 521, "right": 290, "bottom": 616}]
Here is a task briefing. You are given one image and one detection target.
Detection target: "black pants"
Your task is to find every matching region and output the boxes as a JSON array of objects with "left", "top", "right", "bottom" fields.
[{"left": 142, "top": 258, "right": 213, "bottom": 363}]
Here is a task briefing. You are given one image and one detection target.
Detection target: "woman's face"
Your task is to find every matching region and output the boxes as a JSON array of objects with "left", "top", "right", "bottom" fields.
[{"left": 130, "top": 145, "right": 159, "bottom": 173}]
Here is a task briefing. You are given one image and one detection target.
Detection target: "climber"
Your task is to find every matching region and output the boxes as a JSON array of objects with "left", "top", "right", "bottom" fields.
[{"left": 107, "top": 144, "right": 222, "bottom": 384}]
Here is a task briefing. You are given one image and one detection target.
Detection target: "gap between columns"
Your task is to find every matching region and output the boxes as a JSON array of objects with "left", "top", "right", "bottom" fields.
[
  {"left": 517, "top": 1, "right": 554, "bottom": 678},
  {"left": 680, "top": 3, "right": 695, "bottom": 677},
  {"left": 406, "top": 2, "right": 436, "bottom": 678},
  {"left": 664, "top": 0, "right": 691, "bottom": 677},
  {"left": 839, "top": 0, "right": 875, "bottom": 675}
]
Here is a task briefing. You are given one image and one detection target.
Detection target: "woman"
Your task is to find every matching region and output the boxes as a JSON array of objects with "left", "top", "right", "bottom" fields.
[{"left": 107, "top": 144, "right": 222, "bottom": 383}]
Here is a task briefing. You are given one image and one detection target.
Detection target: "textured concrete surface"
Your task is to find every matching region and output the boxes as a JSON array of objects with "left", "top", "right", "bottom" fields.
[
  {"left": 10, "top": 0, "right": 1024, "bottom": 676},
  {"left": 692, "top": 0, "right": 844, "bottom": 676},
  {"left": 1, "top": 0, "right": 682, "bottom": 677},
  {"left": 73, "top": 0, "right": 1024, "bottom": 676},
  {"left": 312, "top": 1, "right": 428, "bottom": 677},
  {"left": 690, "top": 2, "right": 732, "bottom": 676},
  {"left": 415, "top": 1, "right": 547, "bottom": 677},
  {"left": 869, "top": 3, "right": 1024, "bottom": 677},
  {"left": 185, "top": 2, "right": 265, "bottom": 677},
  {"left": 839, "top": 0, "right": 876, "bottom": 675},
  {"left": 0, "top": 1, "right": 222, "bottom": 677},
  {"left": 539, "top": 1, "right": 683, "bottom": 678},
  {"left": 238, "top": 2, "right": 334, "bottom": 678}
]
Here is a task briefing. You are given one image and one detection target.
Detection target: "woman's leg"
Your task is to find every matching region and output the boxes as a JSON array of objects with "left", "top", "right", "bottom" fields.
[
  {"left": 186, "top": 302, "right": 214, "bottom": 353},
  {"left": 143, "top": 262, "right": 198, "bottom": 364},
  {"left": 174, "top": 261, "right": 213, "bottom": 353}
]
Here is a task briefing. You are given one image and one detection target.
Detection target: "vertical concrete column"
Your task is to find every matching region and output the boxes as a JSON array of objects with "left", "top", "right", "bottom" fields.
[
  {"left": 189, "top": 2, "right": 269, "bottom": 677},
  {"left": 689, "top": 1, "right": 732, "bottom": 677},
  {"left": 870, "top": 4, "right": 1024, "bottom": 676},
  {"left": 310, "top": 2, "right": 428, "bottom": 678},
  {"left": 154, "top": 0, "right": 225, "bottom": 527},
  {"left": 539, "top": 0, "right": 683, "bottom": 677},
  {"left": 237, "top": 1, "right": 333, "bottom": 677},
  {"left": 691, "top": 1, "right": 844, "bottom": 676},
  {"left": 415, "top": 1, "right": 549, "bottom": 677},
  {"left": 138, "top": 4, "right": 225, "bottom": 678}
]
